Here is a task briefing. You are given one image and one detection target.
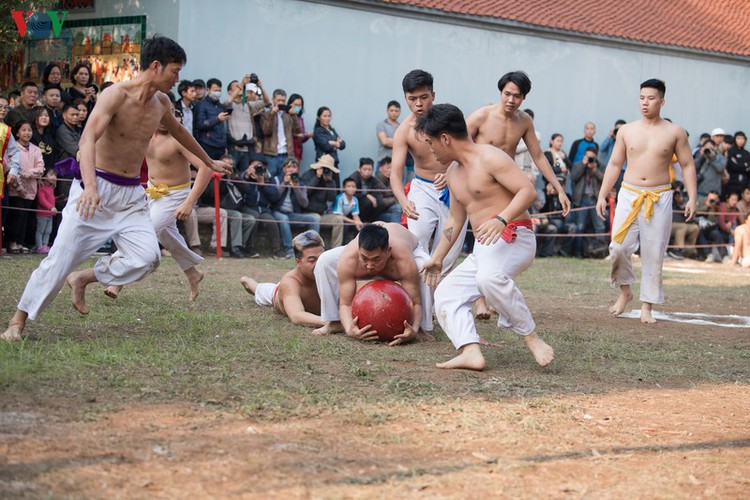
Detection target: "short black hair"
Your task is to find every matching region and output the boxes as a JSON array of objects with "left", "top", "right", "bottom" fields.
[
  {"left": 226, "top": 80, "right": 238, "bottom": 92},
  {"left": 615, "top": 119, "right": 627, "bottom": 126},
  {"left": 523, "top": 108, "right": 534, "bottom": 119},
  {"left": 640, "top": 78, "right": 666, "bottom": 98},
  {"left": 140, "top": 34, "right": 186, "bottom": 69},
  {"left": 402, "top": 69, "right": 433, "bottom": 93},
  {"left": 497, "top": 71, "right": 531, "bottom": 97},
  {"left": 359, "top": 157, "right": 374, "bottom": 168},
  {"left": 42, "top": 86, "right": 60, "bottom": 95},
  {"left": 11, "top": 120, "right": 31, "bottom": 139},
  {"left": 387, "top": 100, "right": 400, "bottom": 109},
  {"left": 343, "top": 177, "right": 357, "bottom": 187},
  {"left": 61, "top": 103, "right": 77, "bottom": 114},
  {"left": 206, "top": 78, "right": 222, "bottom": 90},
  {"left": 21, "top": 81, "right": 38, "bottom": 91},
  {"left": 379, "top": 156, "right": 392, "bottom": 166},
  {"left": 177, "top": 80, "right": 194, "bottom": 96},
  {"left": 414, "top": 103, "right": 468, "bottom": 140},
  {"left": 272, "top": 88, "right": 287, "bottom": 99},
  {"left": 585, "top": 146, "right": 599, "bottom": 154},
  {"left": 192, "top": 79, "right": 205, "bottom": 88},
  {"left": 358, "top": 224, "right": 389, "bottom": 251},
  {"left": 735, "top": 131, "right": 746, "bottom": 140}
]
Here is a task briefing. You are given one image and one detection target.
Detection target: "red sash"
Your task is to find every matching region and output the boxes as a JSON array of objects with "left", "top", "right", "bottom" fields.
[{"left": 501, "top": 219, "right": 533, "bottom": 243}]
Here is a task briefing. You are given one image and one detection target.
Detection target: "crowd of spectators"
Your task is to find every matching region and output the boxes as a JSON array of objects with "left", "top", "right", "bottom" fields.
[{"left": 2, "top": 64, "right": 749, "bottom": 268}]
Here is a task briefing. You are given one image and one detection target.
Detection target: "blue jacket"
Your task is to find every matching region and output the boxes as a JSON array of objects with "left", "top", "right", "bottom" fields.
[
  {"left": 194, "top": 97, "right": 227, "bottom": 148},
  {"left": 263, "top": 175, "right": 310, "bottom": 213},
  {"left": 242, "top": 174, "right": 280, "bottom": 210}
]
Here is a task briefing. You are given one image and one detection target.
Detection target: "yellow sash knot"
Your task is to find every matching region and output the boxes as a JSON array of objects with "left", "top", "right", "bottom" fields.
[
  {"left": 612, "top": 185, "right": 671, "bottom": 244},
  {"left": 145, "top": 181, "right": 191, "bottom": 200}
]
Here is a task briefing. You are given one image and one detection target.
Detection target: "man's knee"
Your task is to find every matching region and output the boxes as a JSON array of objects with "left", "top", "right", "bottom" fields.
[{"left": 476, "top": 273, "right": 507, "bottom": 297}]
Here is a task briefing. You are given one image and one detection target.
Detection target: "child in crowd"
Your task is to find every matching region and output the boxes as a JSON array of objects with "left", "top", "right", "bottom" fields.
[
  {"left": 7, "top": 121, "right": 44, "bottom": 253},
  {"left": 334, "top": 178, "right": 363, "bottom": 243},
  {"left": 35, "top": 168, "right": 58, "bottom": 253}
]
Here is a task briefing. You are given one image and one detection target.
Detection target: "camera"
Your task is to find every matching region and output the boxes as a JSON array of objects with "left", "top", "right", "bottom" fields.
[
  {"left": 703, "top": 147, "right": 713, "bottom": 156},
  {"left": 321, "top": 167, "right": 333, "bottom": 177},
  {"left": 253, "top": 164, "right": 266, "bottom": 175},
  {"left": 707, "top": 198, "right": 718, "bottom": 206},
  {"left": 290, "top": 172, "right": 299, "bottom": 182},
  {"left": 249, "top": 73, "right": 259, "bottom": 84},
  {"left": 277, "top": 104, "right": 290, "bottom": 112},
  {"left": 586, "top": 156, "right": 598, "bottom": 165}
]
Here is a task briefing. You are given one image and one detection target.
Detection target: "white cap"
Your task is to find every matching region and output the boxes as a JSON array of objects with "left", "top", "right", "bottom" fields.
[{"left": 711, "top": 128, "right": 727, "bottom": 136}]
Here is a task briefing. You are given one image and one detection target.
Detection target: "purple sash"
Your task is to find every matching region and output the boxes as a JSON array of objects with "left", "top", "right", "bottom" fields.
[{"left": 55, "top": 158, "right": 140, "bottom": 187}]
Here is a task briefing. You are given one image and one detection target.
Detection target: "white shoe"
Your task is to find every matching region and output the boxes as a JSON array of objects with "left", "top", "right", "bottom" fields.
[{"left": 705, "top": 254, "right": 716, "bottom": 263}]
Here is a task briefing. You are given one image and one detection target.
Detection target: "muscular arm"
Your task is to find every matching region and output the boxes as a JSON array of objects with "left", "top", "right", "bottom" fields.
[
  {"left": 389, "top": 124, "right": 415, "bottom": 217},
  {"left": 337, "top": 267, "right": 358, "bottom": 334},
  {"left": 675, "top": 129, "right": 698, "bottom": 221},
  {"left": 525, "top": 123, "right": 570, "bottom": 214},
  {"left": 279, "top": 282, "right": 325, "bottom": 327},
  {"left": 175, "top": 143, "right": 214, "bottom": 219},
  {"left": 77, "top": 87, "right": 124, "bottom": 215},
  {"left": 377, "top": 130, "right": 393, "bottom": 148},
  {"left": 465, "top": 108, "right": 483, "bottom": 142},
  {"left": 162, "top": 99, "right": 215, "bottom": 170},
  {"left": 596, "top": 132, "right": 627, "bottom": 218}
]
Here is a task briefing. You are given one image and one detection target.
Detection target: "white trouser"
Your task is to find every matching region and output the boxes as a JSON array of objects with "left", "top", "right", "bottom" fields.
[
  {"left": 110, "top": 186, "right": 203, "bottom": 272},
  {"left": 407, "top": 177, "right": 466, "bottom": 273},
  {"left": 609, "top": 183, "right": 673, "bottom": 304},
  {"left": 255, "top": 283, "right": 277, "bottom": 307},
  {"left": 434, "top": 227, "right": 536, "bottom": 350},
  {"left": 18, "top": 177, "right": 160, "bottom": 320},
  {"left": 314, "top": 243, "right": 434, "bottom": 331}
]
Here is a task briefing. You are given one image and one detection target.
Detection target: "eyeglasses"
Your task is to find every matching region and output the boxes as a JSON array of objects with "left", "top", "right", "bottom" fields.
[{"left": 0, "top": 105, "right": 8, "bottom": 111}]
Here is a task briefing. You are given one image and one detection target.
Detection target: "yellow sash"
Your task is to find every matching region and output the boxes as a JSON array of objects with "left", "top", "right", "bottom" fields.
[
  {"left": 612, "top": 184, "right": 671, "bottom": 244},
  {"left": 145, "top": 181, "right": 191, "bottom": 200},
  {"left": 0, "top": 123, "right": 9, "bottom": 194}
]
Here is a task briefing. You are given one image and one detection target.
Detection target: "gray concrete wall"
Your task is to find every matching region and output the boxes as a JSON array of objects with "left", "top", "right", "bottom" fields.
[{"left": 79, "top": 0, "right": 750, "bottom": 178}]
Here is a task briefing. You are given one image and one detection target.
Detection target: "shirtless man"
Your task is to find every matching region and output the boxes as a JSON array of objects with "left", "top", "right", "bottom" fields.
[
  {"left": 241, "top": 230, "right": 326, "bottom": 327},
  {"left": 2, "top": 36, "right": 229, "bottom": 341},
  {"left": 312, "top": 223, "right": 428, "bottom": 346},
  {"left": 466, "top": 71, "right": 571, "bottom": 318},
  {"left": 418, "top": 104, "right": 554, "bottom": 371},
  {"left": 389, "top": 70, "right": 467, "bottom": 331},
  {"left": 596, "top": 78, "right": 697, "bottom": 323},
  {"left": 104, "top": 101, "right": 214, "bottom": 301}
]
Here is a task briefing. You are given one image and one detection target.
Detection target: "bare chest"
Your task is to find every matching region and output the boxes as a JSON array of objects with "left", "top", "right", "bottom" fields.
[{"left": 478, "top": 117, "right": 523, "bottom": 156}]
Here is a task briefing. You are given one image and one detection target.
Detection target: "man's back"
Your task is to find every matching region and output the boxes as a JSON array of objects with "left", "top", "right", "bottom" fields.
[{"left": 277, "top": 268, "right": 320, "bottom": 316}]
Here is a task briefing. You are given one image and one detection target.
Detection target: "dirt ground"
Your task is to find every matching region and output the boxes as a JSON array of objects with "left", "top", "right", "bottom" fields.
[
  {"left": 1, "top": 257, "right": 749, "bottom": 498},
  {"left": 2, "top": 385, "right": 749, "bottom": 498}
]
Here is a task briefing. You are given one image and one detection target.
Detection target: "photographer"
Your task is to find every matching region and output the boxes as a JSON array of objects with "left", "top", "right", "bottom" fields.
[
  {"left": 239, "top": 156, "right": 285, "bottom": 258},
  {"left": 194, "top": 78, "right": 230, "bottom": 160},
  {"left": 695, "top": 139, "right": 726, "bottom": 198},
  {"left": 268, "top": 158, "right": 320, "bottom": 258},
  {"left": 571, "top": 146, "right": 606, "bottom": 257},
  {"left": 696, "top": 190, "right": 726, "bottom": 262},
  {"left": 300, "top": 154, "right": 344, "bottom": 248},
  {"left": 726, "top": 131, "right": 750, "bottom": 196},
  {"left": 227, "top": 74, "right": 270, "bottom": 174},
  {"left": 260, "top": 89, "right": 301, "bottom": 178}
]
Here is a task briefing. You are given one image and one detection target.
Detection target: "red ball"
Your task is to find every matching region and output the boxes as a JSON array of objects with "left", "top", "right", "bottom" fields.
[{"left": 351, "top": 279, "right": 413, "bottom": 341}]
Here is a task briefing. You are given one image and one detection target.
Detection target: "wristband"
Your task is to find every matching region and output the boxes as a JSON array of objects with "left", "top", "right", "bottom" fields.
[{"left": 495, "top": 215, "right": 508, "bottom": 226}]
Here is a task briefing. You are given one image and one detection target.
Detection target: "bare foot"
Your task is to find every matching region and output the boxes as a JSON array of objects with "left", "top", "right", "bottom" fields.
[
  {"left": 523, "top": 332, "right": 555, "bottom": 367},
  {"left": 1, "top": 323, "right": 24, "bottom": 341},
  {"left": 104, "top": 285, "right": 122, "bottom": 299},
  {"left": 66, "top": 271, "right": 92, "bottom": 315},
  {"left": 186, "top": 268, "right": 204, "bottom": 301},
  {"left": 240, "top": 276, "right": 258, "bottom": 295},
  {"left": 436, "top": 343, "right": 486, "bottom": 371},
  {"left": 312, "top": 321, "right": 343, "bottom": 335},
  {"left": 417, "top": 330, "right": 436, "bottom": 342},
  {"left": 474, "top": 297, "right": 491, "bottom": 320},
  {"left": 609, "top": 286, "right": 633, "bottom": 316},
  {"left": 640, "top": 303, "right": 657, "bottom": 324}
]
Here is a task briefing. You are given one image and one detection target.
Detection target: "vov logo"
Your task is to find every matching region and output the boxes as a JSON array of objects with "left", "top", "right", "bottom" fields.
[{"left": 11, "top": 10, "right": 69, "bottom": 38}]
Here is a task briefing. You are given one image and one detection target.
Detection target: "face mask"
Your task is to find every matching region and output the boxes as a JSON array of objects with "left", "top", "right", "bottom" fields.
[
  {"left": 292, "top": 106, "right": 302, "bottom": 114},
  {"left": 210, "top": 91, "right": 221, "bottom": 101}
]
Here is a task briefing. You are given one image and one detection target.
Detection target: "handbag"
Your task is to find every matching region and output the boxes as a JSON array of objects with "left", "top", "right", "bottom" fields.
[{"left": 221, "top": 182, "right": 244, "bottom": 210}]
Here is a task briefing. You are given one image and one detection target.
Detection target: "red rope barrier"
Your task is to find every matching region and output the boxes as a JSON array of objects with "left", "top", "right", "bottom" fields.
[{"left": 212, "top": 173, "right": 222, "bottom": 260}]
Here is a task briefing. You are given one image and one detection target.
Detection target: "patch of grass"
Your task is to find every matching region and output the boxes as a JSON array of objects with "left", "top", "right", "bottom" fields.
[{"left": 1, "top": 256, "right": 749, "bottom": 421}]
